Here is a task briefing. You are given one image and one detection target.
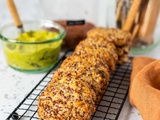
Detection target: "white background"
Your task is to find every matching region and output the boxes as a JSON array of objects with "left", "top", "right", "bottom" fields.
[{"left": 0, "top": 0, "right": 117, "bottom": 27}]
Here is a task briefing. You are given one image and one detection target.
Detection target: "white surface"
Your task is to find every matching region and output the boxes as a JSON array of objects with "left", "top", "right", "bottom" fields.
[
  {"left": 0, "top": 0, "right": 160, "bottom": 120},
  {"left": 0, "top": 43, "right": 148, "bottom": 120},
  {"left": 3, "top": 44, "right": 160, "bottom": 120},
  {"left": 0, "top": 0, "right": 105, "bottom": 28},
  {"left": 1, "top": 41, "right": 160, "bottom": 120},
  {"left": 0, "top": 45, "right": 46, "bottom": 119},
  {"left": 1, "top": 37, "right": 160, "bottom": 119}
]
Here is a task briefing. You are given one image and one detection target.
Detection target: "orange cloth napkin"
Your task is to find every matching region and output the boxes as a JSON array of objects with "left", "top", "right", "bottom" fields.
[{"left": 129, "top": 56, "right": 160, "bottom": 120}]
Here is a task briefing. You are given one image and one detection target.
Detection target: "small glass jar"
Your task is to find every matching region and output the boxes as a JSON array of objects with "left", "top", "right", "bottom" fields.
[
  {"left": 0, "top": 20, "right": 66, "bottom": 73},
  {"left": 116, "top": 0, "right": 160, "bottom": 54}
]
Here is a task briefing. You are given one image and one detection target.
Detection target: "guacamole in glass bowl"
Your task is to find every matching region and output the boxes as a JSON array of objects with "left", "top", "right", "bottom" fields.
[{"left": 0, "top": 20, "right": 66, "bottom": 73}]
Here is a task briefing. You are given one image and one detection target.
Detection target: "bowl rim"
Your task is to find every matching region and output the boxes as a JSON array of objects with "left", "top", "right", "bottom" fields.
[{"left": 0, "top": 20, "right": 66, "bottom": 44}]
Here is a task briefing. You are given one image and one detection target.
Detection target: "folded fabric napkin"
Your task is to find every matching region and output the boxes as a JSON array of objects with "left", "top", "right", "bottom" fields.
[{"left": 129, "top": 56, "right": 160, "bottom": 120}]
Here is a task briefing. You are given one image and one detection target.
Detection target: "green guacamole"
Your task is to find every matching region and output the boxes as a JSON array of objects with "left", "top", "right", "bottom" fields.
[{"left": 4, "top": 30, "right": 62, "bottom": 71}]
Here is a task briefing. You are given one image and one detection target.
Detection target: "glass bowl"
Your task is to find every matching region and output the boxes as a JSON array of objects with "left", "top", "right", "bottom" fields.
[{"left": 0, "top": 20, "right": 66, "bottom": 73}]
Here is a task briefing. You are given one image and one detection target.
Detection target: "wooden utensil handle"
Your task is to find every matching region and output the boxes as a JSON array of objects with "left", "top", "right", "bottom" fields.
[
  {"left": 122, "top": 0, "right": 142, "bottom": 32},
  {"left": 138, "top": 0, "right": 160, "bottom": 44},
  {"left": 6, "top": 0, "right": 22, "bottom": 27}
]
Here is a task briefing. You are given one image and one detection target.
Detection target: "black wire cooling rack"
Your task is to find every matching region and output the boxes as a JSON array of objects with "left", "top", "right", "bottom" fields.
[{"left": 6, "top": 50, "right": 132, "bottom": 120}]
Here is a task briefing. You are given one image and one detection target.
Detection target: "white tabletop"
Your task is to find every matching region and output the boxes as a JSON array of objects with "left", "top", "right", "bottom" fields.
[
  {"left": 1, "top": 42, "right": 160, "bottom": 120},
  {"left": 0, "top": 45, "right": 46, "bottom": 119}
]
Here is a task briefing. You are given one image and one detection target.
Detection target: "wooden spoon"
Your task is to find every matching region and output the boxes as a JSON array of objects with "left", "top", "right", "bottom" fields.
[{"left": 6, "top": 0, "right": 24, "bottom": 33}]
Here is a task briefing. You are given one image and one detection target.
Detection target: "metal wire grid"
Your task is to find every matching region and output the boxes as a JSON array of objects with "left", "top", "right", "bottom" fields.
[
  {"left": 6, "top": 51, "right": 132, "bottom": 120},
  {"left": 90, "top": 58, "right": 132, "bottom": 120}
]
